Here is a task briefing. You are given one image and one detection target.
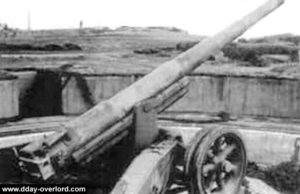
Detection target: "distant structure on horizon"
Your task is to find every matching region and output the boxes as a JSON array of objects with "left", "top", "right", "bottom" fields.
[{"left": 27, "top": 10, "right": 31, "bottom": 31}]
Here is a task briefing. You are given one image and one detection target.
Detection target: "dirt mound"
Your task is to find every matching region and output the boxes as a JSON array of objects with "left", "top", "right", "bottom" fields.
[
  {"left": 175, "top": 41, "right": 299, "bottom": 66},
  {"left": 134, "top": 42, "right": 215, "bottom": 60},
  {"left": 146, "top": 26, "right": 186, "bottom": 33},
  {"left": 245, "top": 34, "right": 300, "bottom": 45},
  {"left": 0, "top": 43, "right": 82, "bottom": 52},
  {"left": 134, "top": 47, "right": 174, "bottom": 57}
]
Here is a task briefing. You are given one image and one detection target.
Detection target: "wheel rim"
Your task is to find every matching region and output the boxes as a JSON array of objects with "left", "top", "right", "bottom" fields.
[
  {"left": 184, "top": 127, "right": 211, "bottom": 177},
  {"left": 188, "top": 128, "right": 247, "bottom": 194}
]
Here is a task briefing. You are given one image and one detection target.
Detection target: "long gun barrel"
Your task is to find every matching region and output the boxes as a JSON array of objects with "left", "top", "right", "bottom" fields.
[{"left": 19, "top": 0, "right": 285, "bottom": 180}]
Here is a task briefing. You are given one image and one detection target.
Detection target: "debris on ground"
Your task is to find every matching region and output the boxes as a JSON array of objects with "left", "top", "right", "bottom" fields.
[{"left": 246, "top": 161, "right": 299, "bottom": 193}]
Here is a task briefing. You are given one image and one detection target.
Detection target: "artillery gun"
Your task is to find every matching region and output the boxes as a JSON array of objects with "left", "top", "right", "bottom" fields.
[{"left": 17, "top": 0, "right": 285, "bottom": 193}]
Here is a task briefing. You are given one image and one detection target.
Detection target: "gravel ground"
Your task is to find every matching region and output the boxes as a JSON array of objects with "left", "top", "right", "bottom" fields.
[{"left": 242, "top": 177, "right": 281, "bottom": 194}]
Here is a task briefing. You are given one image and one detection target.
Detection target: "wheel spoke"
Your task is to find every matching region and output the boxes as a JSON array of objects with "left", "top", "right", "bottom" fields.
[
  {"left": 215, "top": 137, "right": 227, "bottom": 152},
  {"left": 215, "top": 175, "right": 224, "bottom": 191},
  {"left": 208, "top": 180, "right": 218, "bottom": 192},
  {"left": 223, "top": 160, "right": 239, "bottom": 174},
  {"left": 202, "top": 163, "right": 216, "bottom": 177},
  {"left": 214, "top": 144, "right": 236, "bottom": 164},
  {"left": 204, "top": 171, "right": 216, "bottom": 190},
  {"left": 207, "top": 149, "right": 215, "bottom": 158},
  {"left": 205, "top": 188, "right": 212, "bottom": 194}
]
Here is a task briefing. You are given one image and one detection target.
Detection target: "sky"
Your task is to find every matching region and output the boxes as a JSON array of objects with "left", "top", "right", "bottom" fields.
[{"left": 0, "top": 0, "right": 298, "bottom": 38}]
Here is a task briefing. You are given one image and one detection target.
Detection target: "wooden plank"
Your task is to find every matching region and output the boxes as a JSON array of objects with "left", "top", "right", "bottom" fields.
[
  {"left": 158, "top": 112, "right": 224, "bottom": 123},
  {"left": 8, "top": 116, "right": 73, "bottom": 125},
  {"left": 0, "top": 131, "right": 56, "bottom": 149},
  {"left": 111, "top": 140, "right": 178, "bottom": 194},
  {"left": 0, "top": 116, "right": 72, "bottom": 149},
  {"left": 0, "top": 116, "right": 72, "bottom": 137}
]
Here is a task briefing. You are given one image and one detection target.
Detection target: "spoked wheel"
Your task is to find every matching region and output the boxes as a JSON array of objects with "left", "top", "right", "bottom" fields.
[{"left": 185, "top": 127, "right": 247, "bottom": 194}]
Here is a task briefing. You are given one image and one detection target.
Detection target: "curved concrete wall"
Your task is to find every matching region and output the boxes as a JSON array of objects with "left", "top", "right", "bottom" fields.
[
  {"left": 61, "top": 73, "right": 300, "bottom": 119},
  {"left": 62, "top": 75, "right": 135, "bottom": 115},
  {"left": 169, "top": 75, "right": 300, "bottom": 118}
]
